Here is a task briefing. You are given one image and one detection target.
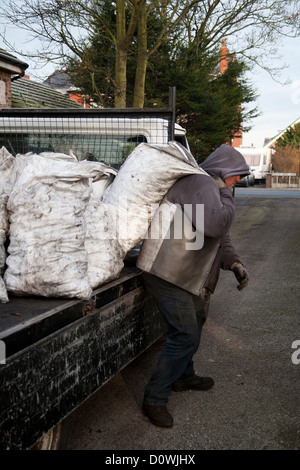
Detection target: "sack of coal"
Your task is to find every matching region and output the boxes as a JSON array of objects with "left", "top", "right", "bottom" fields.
[
  {"left": 103, "top": 142, "right": 205, "bottom": 253},
  {"left": 4, "top": 152, "right": 107, "bottom": 299}
]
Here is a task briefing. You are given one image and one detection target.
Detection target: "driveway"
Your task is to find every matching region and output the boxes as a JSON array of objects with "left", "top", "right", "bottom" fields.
[{"left": 67, "top": 192, "right": 300, "bottom": 451}]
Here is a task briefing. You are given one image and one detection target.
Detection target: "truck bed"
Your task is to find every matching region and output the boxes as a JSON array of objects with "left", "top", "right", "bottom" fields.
[{"left": 0, "top": 267, "right": 166, "bottom": 450}]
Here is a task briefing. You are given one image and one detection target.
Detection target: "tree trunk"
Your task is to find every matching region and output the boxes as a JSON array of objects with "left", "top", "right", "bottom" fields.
[
  {"left": 115, "top": 0, "right": 127, "bottom": 107},
  {"left": 133, "top": 0, "right": 147, "bottom": 108},
  {"left": 115, "top": 48, "right": 127, "bottom": 107}
]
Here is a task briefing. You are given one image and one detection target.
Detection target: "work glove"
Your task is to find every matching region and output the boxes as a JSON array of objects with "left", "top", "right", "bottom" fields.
[
  {"left": 231, "top": 262, "right": 249, "bottom": 291},
  {"left": 213, "top": 176, "right": 227, "bottom": 188}
]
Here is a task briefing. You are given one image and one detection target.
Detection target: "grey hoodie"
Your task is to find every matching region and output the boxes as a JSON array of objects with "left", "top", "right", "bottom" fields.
[
  {"left": 137, "top": 144, "right": 249, "bottom": 295},
  {"left": 200, "top": 144, "right": 250, "bottom": 180}
]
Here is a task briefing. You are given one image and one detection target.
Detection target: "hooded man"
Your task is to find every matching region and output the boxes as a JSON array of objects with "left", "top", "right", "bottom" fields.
[{"left": 136, "top": 144, "right": 250, "bottom": 428}]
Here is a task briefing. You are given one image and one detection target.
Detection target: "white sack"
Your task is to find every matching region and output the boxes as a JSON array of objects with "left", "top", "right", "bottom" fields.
[
  {"left": 83, "top": 169, "right": 125, "bottom": 290},
  {"left": 0, "top": 147, "right": 17, "bottom": 271},
  {"left": 0, "top": 150, "right": 67, "bottom": 274},
  {"left": 85, "top": 200, "right": 124, "bottom": 289},
  {"left": 4, "top": 153, "right": 110, "bottom": 299},
  {"left": 103, "top": 141, "right": 207, "bottom": 253},
  {"left": 90, "top": 171, "right": 116, "bottom": 200},
  {"left": 39, "top": 150, "right": 79, "bottom": 162},
  {"left": 0, "top": 146, "right": 19, "bottom": 302}
]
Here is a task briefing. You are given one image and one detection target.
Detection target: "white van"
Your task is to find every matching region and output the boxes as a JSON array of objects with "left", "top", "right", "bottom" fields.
[
  {"left": 0, "top": 113, "right": 189, "bottom": 169},
  {"left": 236, "top": 147, "right": 273, "bottom": 182}
]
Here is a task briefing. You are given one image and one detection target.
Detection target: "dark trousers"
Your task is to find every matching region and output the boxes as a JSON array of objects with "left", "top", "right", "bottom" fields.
[{"left": 142, "top": 273, "right": 208, "bottom": 405}]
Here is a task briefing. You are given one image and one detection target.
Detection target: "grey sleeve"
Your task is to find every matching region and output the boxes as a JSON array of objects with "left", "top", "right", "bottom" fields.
[{"left": 220, "top": 230, "right": 242, "bottom": 270}]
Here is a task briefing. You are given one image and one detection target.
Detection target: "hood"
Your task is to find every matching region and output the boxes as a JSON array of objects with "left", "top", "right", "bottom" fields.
[{"left": 200, "top": 144, "right": 250, "bottom": 180}]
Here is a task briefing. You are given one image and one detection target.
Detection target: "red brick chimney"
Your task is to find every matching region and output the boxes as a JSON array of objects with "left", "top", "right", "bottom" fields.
[
  {"left": 220, "top": 39, "right": 243, "bottom": 147},
  {"left": 220, "top": 38, "right": 229, "bottom": 73}
]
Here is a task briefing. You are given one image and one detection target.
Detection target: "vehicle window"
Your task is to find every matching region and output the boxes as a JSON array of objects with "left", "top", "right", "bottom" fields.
[
  {"left": 244, "top": 154, "right": 261, "bottom": 166},
  {"left": 0, "top": 133, "right": 147, "bottom": 169}
]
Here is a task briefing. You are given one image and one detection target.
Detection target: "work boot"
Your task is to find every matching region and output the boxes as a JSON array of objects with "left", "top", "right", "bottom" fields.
[
  {"left": 172, "top": 375, "right": 214, "bottom": 392},
  {"left": 142, "top": 402, "right": 173, "bottom": 428}
]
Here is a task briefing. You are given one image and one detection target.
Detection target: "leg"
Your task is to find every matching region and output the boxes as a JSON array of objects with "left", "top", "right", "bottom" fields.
[
  {"left": 142, "top": 273, "right": 206, "bottom": 405},
  {"left": 177, "top": 288, "right": 211, "bottom": 381}
]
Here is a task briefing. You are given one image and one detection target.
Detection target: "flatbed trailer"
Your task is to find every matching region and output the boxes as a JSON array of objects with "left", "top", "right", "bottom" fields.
[{"left": 0, "top": 266, "right": 166, "bottom": 450}]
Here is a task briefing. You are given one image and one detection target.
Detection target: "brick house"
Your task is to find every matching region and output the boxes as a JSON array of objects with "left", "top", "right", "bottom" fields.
[
  {"left": 0, "top": 49, "right": 83, "bottom": 108},
  {"left": 0, "top": 49, "right": 28, "bottom": 108}
]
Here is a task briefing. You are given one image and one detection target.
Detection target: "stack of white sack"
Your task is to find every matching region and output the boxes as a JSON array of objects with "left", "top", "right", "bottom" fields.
[
  {"left": 4, "top": 151, "right": 119, "bottom": 300},
  {"left": 2, "top": 142, "right": 206, "bottom": 301},
  {"left": 103, "top": 141, "right": 207, "bottom": 253},
  {"left": 38, "top": 152, "right": 123, "bottom": 291}
]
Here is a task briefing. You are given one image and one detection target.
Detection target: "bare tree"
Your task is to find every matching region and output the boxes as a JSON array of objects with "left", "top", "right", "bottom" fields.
[{"left": 1, "top": 0, "right": 299, "bottom": 107}]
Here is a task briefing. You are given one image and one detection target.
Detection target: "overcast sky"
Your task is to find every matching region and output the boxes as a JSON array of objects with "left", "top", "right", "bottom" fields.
[
  {"left": 242, "top": 36, "right": 300, "bottom": 148},
  {"left": 1, "top": 24, "right": 299, "bottom": 150}
]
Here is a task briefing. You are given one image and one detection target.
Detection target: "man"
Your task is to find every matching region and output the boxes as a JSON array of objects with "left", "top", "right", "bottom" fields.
[{"left": 136, "top": 144, "right": 250, "bottom": 428}]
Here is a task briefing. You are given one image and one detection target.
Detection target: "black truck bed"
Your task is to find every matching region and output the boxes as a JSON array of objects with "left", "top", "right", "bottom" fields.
[{"left": 0, "top": 267, "right": 166, "bottom": 450}]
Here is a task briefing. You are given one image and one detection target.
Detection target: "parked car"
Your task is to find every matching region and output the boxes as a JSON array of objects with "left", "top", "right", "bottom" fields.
[{"left": 236, "top": 168, "right": 255, "bottom": 187}]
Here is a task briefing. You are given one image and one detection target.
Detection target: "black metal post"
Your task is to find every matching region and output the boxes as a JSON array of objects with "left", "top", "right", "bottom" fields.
[{"left": 168, "top": 86, "right": 176, "bottom": 141}]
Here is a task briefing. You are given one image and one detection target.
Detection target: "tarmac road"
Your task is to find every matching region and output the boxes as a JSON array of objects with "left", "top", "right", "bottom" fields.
[{"left": 67, "top": 191, "right": 300, "bottom": 451}]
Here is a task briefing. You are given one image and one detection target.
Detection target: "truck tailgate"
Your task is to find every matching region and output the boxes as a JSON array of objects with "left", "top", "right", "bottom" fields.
[{"left": 0, "top": 267, "right": 166, "bottom": 450}]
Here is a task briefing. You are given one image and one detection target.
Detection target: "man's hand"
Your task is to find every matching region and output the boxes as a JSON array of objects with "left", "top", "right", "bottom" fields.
[{"left": 231, "top": 262, "right": 249, "bottom": 290}]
